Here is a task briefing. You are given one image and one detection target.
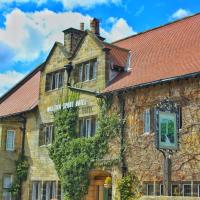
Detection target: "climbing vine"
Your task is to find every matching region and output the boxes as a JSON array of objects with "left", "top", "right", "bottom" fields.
[
  {"left": 117, "top": 172, "right": 142, "bottom": 200},
  {"left": 49, "top": 94, "right": 120, "bottom": 200},
  {"left": 10, "top": 155, "right": 29, "bottom": 197}
]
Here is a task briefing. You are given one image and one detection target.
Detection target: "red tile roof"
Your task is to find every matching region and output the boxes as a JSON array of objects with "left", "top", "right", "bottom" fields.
[
  {"left": 104, "top": 43, "right": 129, "bottom": 68},
  {"left": 104, "top": 13, "right": 200, "bottom": 92},
  {"left": 0, "top": 70, "right": 41, "bottom": 118}
]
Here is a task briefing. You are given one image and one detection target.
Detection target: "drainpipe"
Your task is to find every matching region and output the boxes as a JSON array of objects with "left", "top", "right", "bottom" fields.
[
  {"left": 18, "top": 115, "right": 27, "bottom": 200},
  {"left": 118, "top": 93, "right": 127, "bottom": 177},
  {"left": 19, "top": 115, "right": 27, "bottom": 157}
]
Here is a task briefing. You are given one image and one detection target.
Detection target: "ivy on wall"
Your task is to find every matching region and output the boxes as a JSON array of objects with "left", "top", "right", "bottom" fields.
[
  {"left": 10, "top": 155, "right": 29, "bottom": 197},
  {"left": 117, "top": 172, "right": 142, "bottom": 200},
  {"left": 49, "top": 94, "right": 120, "bottom": 200}
]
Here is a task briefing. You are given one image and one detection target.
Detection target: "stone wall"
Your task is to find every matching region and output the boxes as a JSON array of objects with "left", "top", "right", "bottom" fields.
[
  {"left": 0, "top": 121, "right": 21, "bottom": 200},
  {"left": 107, "top": 77, "right": 200, "bottom": 199}
]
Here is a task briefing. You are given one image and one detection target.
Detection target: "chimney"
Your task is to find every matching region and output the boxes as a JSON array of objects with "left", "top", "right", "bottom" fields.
[
  {"left": 90, "top": 18, "right": 100, "bottom": 35},
  {"left": 80, "top": 22, "right": 84, "bottom": 31}
]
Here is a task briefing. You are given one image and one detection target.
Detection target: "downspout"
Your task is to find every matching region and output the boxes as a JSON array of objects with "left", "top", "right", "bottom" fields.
[
  {"left": 18, "top": 115, "right": 27, "bottom": 200},
  {"left": 118, "top": 92, "right": 127, "bottom": 177}
]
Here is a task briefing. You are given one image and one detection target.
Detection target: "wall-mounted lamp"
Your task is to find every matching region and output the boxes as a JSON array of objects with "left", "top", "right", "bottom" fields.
[{"left": 64, "top": 62, "right": 73, "bottom": 86}]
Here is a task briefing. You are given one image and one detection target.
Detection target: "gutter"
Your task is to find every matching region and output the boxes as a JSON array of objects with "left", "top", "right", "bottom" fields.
[{"left": 102, "top": 71, "right": 200, "bottom": 96}]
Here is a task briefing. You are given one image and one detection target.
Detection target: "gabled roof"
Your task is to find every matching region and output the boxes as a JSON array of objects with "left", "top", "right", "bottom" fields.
[
  {"left": 104, "top": 13, "right": 200, "bottom": 93},
  {"left": 0, "top": 65, "right": 42, "bottom": 118},
  {"left": 103, "top": 42, "right": 129, "bottom": 68}
]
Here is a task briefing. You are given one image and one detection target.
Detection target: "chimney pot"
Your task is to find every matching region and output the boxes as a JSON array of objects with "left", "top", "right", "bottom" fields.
[
  {"left": 90, "top": 18, "right": 100, "bottom": 35},
  {"left": 80, "top": 22, "right": 84, "bottom": 31}
]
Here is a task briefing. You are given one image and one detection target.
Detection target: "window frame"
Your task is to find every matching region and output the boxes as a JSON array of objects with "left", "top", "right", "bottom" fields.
[
  {"left": 32, "top": 181, "right": 42, "bottom": 200},
  {"left": 147, "top": 184, "right": 154, "bottom": 196},
  {"left": 45, "top": 69, "right": 65, "bottom": 92},
  {"left": 3, "top": 174, "right": 13, "bottom": 189},
  {"left": 79, "top": 116, "right": 96, "bottom": 138},
  {"left": 183, "top": 184, "right": 192, "bottom": 197},
  {"left": 76, "top": 58, "right": 97, "bottom": 83},
  {"left": 6, "top": 130, "right": 15, "bottom": 151},
  {"left": 144, "top": 109, "right": 151, "bottom": 134}
]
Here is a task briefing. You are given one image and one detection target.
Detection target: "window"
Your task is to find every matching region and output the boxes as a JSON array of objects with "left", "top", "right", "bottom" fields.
[
  {"left": 2, "top": 192, "right": 11, "bottom": 200},
  {"left": 3, "top": 175, "right": 12, "bottom": 200},
  {"left": 79, "top": 116, "right": 96, "bottom": 137},
  {"left": 198, "top": 184, "right": 200, "bottom": 197},
  {"left": 6, "top": 130, "right": 15, "bottom": 151},
  {"left": 171, "top": 184, "right": 179, "bottom": 196},
  {"left": 39, "top": 124, "right": 54, "bottom": 146},
  {"left": 144, "top": 109, "right": 150, "bottom": 134},
  {"left": 77, "top": 59, "right": 97, "bottom": 82},
  {"left": 160, "top": 184, "right": 163, "bottom": 196},
  {"left": 179, "top": 107, "right": 182, "bottom": 129},
  {"left": 3, "top": 175, "right": 12, "bottom": 189},
  {"left": 147, "top": 184, "right": 154, "bottom": 196},
  {"left": 45, "top": 125, "right": 54, "bottom": 145},
  {"left": 183, "top": 184, "right": 192, "bottom": 196},
  {"left": 45, "top": 69, "right": 64, "bottom": 91},
  {"left": 42, "top": 181, "right": 56, "bottom": 200},
  {"left": 32, "top": 181, "right": 41, "bottom": 200}
]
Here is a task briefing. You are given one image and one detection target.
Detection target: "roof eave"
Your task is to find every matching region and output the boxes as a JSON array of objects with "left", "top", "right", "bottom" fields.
[{"left": 102, "top": 71, "right": 200, "bottom": 96}]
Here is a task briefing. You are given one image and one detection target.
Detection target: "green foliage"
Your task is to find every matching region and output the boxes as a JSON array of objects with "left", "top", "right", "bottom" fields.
[
  {"left": 49, "top": 97, "right": 120, "bottom": 200},
  {"left": 10, "top": 155, "right": 29, "bottom": 196},
  {"left": 117, "top": 172, "right": 142, "bottom": 200}
]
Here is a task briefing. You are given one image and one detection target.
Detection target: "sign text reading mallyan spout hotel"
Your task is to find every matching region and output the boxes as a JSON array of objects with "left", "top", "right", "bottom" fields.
[{"left": 47, "top": 99, "right": 87, "bottom": 112}]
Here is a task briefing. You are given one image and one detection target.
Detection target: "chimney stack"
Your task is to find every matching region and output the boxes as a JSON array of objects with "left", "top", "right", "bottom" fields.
[
  {"left": 80, "top": 22, "right": 84, "bottom": 31},
  {"left": 90, "top": 18, "right": 100, "bottom": 35}
]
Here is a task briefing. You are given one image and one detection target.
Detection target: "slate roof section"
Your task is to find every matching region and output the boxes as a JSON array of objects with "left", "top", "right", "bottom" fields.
[
  {"left": 0, "top": 68, "right": 41, "bottom": 118},
  {"left": 104, "top": 13, "right": 200, "bottom": 92}
]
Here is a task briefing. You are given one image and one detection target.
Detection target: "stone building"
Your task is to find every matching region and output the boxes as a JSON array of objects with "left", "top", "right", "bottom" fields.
[{"left": 0, "top": 13, "right": 200, "bottom": 200}]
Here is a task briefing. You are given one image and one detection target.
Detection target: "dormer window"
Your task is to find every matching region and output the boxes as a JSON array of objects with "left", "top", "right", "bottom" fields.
[
  {"left": 45, "top": 69, "right": 65, "bottom": 91},
  {"left": 77, "top": 59, "right": 97, "bottom": 82}
]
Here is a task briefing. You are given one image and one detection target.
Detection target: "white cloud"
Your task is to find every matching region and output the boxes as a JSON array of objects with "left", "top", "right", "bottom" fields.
[
  {"left": 0, "top": 9, "right": 135, "bottom": 62},
  {"left": 56, "top": 0, "right": 121, "bottom": 10},
  {"left": 171, "top": 8, "right": 192, "bottom": 20},
  {"left": 0, "top": 0, "right": 121, "bottom": 9},
  {"left": 0, "top": 71, "right": 26, "bottom": 97},
  {"left": 0, "top": 9, "right": 91, "bottom": 62},
  {"left": 102, "top": 18, "right": 136, "bottom": 42},
  {"left": 106, "top": 17, "right": 118, "bottom": 24}
]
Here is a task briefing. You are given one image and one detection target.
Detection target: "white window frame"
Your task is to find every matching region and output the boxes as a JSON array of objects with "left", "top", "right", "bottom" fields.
[
  {"left": 3, "top": 175, "right": 12, "bottom": 189},
  {"left": 54, "top": 72, "right": 60, "bottom": 89},
  {"left": 85, "top": 63, "right": 90, "bottom": 81},
  {"left": 6, "top": 130, "right": 15, "bottom": 151},
  {"left": 45, "top": 125, "right": 54, "bottom": 145},
  {"left": 32, "top": 181, "right": 41, "bottom": 200},
  {"left": 79, "top": 65, "right": 83, "bottom": 82},
  {"left": 93, "top": 60, "right": 97, "bottom": 80},
  {"left": 2, "top": 191, "right": 12, "bottom": 200},
  {"left": 183, "top": 184, "right": 192, "bottom": 197},
  {"left": 144, "top": 109, "right": 150, "bottom": 134},
  {"left": 86, "top": 118, "right": 91, "bottom": 137}
]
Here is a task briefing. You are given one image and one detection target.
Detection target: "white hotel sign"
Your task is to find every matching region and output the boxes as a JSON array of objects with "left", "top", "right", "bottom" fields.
[{"left": 47, "top": 99, "right": 87, "bottom": 112}]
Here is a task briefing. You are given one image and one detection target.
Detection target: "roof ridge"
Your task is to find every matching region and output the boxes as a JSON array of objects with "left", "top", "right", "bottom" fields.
[{"left": 112, "top": 12, "right": 200, "bottom": 44}]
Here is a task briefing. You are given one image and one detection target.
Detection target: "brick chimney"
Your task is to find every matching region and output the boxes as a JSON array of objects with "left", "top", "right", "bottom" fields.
[
  {"left": 63, "top": 28, "right": 84, "bottom": 54},
  {"left": 90, "top": 18, "right": 100, "bottom": 35}
]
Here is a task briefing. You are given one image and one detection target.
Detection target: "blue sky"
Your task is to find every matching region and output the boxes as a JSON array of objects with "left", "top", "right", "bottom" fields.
[{"left": 0, "top": 0, "right": 200, "bottom": 96}]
